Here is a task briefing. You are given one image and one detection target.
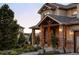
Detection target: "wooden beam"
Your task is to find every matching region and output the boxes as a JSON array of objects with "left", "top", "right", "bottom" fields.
[
  {"left": 44, "top": 24, "right": 59, "bottom": 27},
  {"left": 32, "top": 29, "right": 35, "bottom": 46},
  {"left": 47, "top": 22, "right": 51, "bottom": 47},
  {"left": 64, "top": 26, "right": 67, "bottom": 48}
]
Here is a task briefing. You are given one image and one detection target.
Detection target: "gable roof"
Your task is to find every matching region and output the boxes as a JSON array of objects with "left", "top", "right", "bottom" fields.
[
  {"left": 48, "top": 14, "right": 79, "bottom": 25},
  {"left": 30, "top": 14, "right": 79, "bottom": 29},
  {"left": 66, "top": 3, "right": 78, "bottom": 9},
  {"left": 38, "top": 3, "right": 78, "bottom": 14},
  {"left": 38, "top": 14, "right": 79, "bottom": 26}
]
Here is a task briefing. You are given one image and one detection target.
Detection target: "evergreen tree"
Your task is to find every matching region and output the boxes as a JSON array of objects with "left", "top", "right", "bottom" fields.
[
  {"left": 0, "top": 4, "right": 19, "bottom": 50},
  {"left": 29, "top": 33, "right": 32, "bottom": 44},
  {"left": 18, "top": 33, "right": 26, "bottom": 47}
]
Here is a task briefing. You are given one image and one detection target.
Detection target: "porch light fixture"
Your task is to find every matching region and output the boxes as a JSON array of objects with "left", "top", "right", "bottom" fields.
[
  {"left": 36, "top": 30, "right": 41, "bottom": 33},
  {"left": 69, "top": 31, "right": 74, "bottom": 35},
  {"left": 59, "top": 28, "right": 62, "bottom": 32}
]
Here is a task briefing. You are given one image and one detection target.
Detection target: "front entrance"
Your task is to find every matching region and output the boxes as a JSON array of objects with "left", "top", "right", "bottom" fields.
[
  {"left": 51, "top": 26, "right": 59, "bottom": 48},
  {"left": 74, "top": 31, "right": 79, "bottom": 52}
]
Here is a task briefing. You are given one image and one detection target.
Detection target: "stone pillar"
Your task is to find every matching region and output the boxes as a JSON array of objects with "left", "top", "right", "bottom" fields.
[
  {"left": 32, "top": 29, "right": 35, "bottom": 46},
  {"left": 47, "top": 22, "right": 51, "bottom": 47},
  {"left": 39, "top": 25, "right": 44, "bottom": 48}
]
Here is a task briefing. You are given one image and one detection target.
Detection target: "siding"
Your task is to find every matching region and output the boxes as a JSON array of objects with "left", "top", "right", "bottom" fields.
[{"left": 67, "top": 8, "right": 77, "bottom": 17}]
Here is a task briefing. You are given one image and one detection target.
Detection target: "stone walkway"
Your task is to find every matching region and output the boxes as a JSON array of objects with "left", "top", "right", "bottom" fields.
[
  {"left": 64, "top": 53, "right": 79, "bottom": 55},
  {"left": 20, "top": 47, "right": 54, "bottom": 55},
  {"left": 20, "top": 47, "right": 79, "bottom": 55},
  {"left": 20, "top": 51, "right": 39, "bottom": 55}
]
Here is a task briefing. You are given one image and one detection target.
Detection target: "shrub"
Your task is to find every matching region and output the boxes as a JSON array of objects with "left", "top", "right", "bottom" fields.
[
  {"left": 0, "top": 51, "right": 8, "bottom": 55},
  {"left": 9, "top": 50, "right": 18, "bottom": 55},
  {"left": 23, "top": 48, "right": 30, "bottom": 52},
  {"left": 14, "top": 48, "right": 23, "bottom": 54},
  {"left": 23, "top": 45, "right": 34, "bottom": 52},
  {"left": 0, "top": 44, "right": 41, "bottom": 55}
]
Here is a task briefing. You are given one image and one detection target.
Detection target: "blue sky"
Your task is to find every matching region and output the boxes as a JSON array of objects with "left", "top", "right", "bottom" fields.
[{"left": 0, "top": 3, "right": 69, "bottom": 33}]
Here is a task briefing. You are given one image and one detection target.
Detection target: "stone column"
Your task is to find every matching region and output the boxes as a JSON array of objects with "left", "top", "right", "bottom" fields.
[
  {"left": 47, "top": 22, "right": 51, "bottom": 47},
  {"left": 39, "top": 25, "right": 44, "bottom": 48},
  {"left": 32, "top": 29, "right": 35, "bottom": 46}
]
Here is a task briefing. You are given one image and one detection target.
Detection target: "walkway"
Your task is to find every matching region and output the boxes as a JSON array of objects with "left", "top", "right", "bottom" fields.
[
  {"left": 20, "top": 51, "right": 39, "bottom": 55},
  {"left": 20, "top": 47, "right": 79, "bottom": 55},
  {"left": 20, "top": 47, "right": 53, "bottom": 55}
]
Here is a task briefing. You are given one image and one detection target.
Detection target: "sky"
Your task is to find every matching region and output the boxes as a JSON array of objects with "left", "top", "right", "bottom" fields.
[{"left": 0, "top": 3, "right": 69, "bottom": 33}]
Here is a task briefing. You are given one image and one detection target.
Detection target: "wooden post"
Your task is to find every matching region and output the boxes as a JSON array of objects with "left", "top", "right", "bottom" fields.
[
  {"left": 47, "top": 21, "right": 51, "bottom": 47},
  {"left": 40, "top": 25, "right": 44, "bottom": 47},
  {"left": 32, "top": 29, "right": 35, "bottom": 46},
  {"left": 40, "top": 25, "right": 44, "bottom": 48},
  {"left": 63, "top": 26, "right": 67, "bottom": 53}
]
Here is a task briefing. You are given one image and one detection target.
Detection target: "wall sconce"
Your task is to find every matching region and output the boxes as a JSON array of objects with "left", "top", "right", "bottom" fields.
[
  {"left": 59, "top": 28, "right": 62, "bottom": 32},
  {"left": 36, "top": 30, "right": 41, "bottom": 33},
  {"left": 69, "top": 31, "right": 74, "bottom": 35}
]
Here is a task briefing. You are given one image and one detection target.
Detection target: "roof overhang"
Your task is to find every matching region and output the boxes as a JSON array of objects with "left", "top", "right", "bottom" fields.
[
  {"left": 29, "top": 25, "right": 39, "bottom": 29},
  {"left": 37, "top": 15, "right": 63, "bottom": 26},
  {"left": 38, "top": 3, "right": 56, "bottom": 14}
]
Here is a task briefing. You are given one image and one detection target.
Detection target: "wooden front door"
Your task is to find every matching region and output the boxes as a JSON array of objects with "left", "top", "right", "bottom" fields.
[{"left": 74, "top": 31, "right": 79, "bottom": 53}]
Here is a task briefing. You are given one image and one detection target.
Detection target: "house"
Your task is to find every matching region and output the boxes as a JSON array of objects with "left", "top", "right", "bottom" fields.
[{"left": 30, "top": 3, "right": 79, "bottom": 53}]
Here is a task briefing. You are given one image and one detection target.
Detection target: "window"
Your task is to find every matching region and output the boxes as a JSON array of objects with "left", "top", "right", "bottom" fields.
[
  {"left": 73, "top": 11, "right": 77, "bottom": 15},
  {"left": 72, "top": 11, "right": 77, "bottom": 16},
  {"left": 44, "top": 12, "right": 50, "bottom": 15}
]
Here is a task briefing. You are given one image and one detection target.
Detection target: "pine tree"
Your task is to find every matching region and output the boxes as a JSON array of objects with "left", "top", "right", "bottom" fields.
[
  {"left": 0, "top": 4, "right": 19, "bottom": 50},
  {"left": 18, "top": 32, "right": 26, "bottom": 47}
]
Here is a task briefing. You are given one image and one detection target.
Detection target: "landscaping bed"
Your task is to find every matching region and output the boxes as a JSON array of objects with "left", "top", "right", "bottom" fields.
[{"left": 0, "top": 44, "right": 41, "bottom": 55}]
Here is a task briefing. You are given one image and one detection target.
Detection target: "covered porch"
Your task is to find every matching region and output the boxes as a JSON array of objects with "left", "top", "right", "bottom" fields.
[{"left": 30, "top": 16, "right": 66, "bottom": 50}]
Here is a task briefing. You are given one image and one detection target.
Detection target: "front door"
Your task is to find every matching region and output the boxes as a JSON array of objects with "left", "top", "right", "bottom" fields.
[{"left": 74, "top": 31, "right": 79, "bottom": 52}]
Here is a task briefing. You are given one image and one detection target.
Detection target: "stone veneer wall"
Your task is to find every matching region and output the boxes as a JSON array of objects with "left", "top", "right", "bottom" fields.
[
  {"left": 65, "top": 26, "right": 74, "bottom": 52},
  {"left": 59, "top": 26, "right": 64, "bottom": 49},
  {"left": 66, "top": 25, "right": 79, "bottom": 52}
]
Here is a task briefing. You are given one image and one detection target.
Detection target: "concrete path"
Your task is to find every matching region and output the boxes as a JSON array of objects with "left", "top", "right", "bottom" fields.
[
  {"left": 20, "top": 48, "right": 53, "bottom": 55},
  {"left": 65, "top": 53, "right": 79, "bottom": 55},
  {"left": 20, "top": 51, "right": 79, "bottom": 55},
  {"left": 20, "top": 47, "right": 79, "bottom": 55},
  {"left": 20, "top": 51, "right": 39, "bottom": 55}
]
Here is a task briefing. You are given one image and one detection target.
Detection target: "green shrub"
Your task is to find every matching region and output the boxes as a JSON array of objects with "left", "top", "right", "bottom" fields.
[
  {"left": 23, "top": 48, "right": 30, "bottom": 52},
  {"left": 0, "top": 44, "right": 41, "bottom": 55},
  {"left": 23, "top": 45, "right": 34, "bottom": 52},
  {"left": 14, "top": 48, "right": 23, "bottom": 54},
  {"left": 9, "top": 50, "right": 18, "bottom": 55},
  {"left": 23, "top": 44, "right": 27, "bottom": 49},
  {"left": 26, "top": 45, "right": 33, "bottom": 49},
  {"left": 0, "top": 51, "right": 8, "bottom": 55}
]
